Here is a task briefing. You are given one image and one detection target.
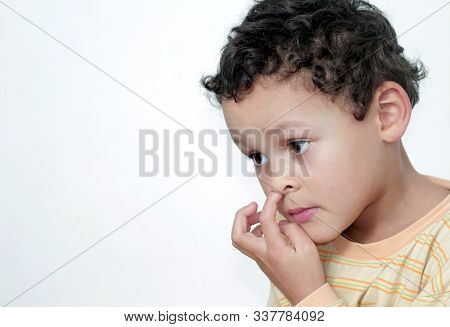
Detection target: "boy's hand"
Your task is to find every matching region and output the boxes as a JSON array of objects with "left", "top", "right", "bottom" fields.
[{"left": 231, "top": 192, "right": 326, "bottom": 306}]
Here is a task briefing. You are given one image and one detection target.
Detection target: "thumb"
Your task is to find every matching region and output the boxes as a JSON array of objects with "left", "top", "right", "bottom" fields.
[{"left": 279, "top": 221, "right": 312, "bottom": 250}]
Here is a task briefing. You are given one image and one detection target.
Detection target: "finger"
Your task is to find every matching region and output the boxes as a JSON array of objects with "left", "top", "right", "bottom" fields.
[
  {"left": 234, "top": 232, "right": 266, "bottom": 259},
  {"left": 251, "top": 218, "right": 283, "bottom": 238},
  {"left": 249, "top": 214, "right": 277, "bottom": 237},
  {"left": 278, "top": 221, "right": 312, "bottom": 250},
  {"left": 246, "top": 211, "right": 261, "bottom": 232},
  {"left": 250, "top": 224, "right": 263, "bottom": 237},
  {"left": 232, "top": 202, "right": 257, "bottom": 239},
  {"left": 231, "top": 202, "right": 266, "bottom": 257},
  {"left": 278, "top": 220, "right": 294, "bottom": 248},
  {"left": 278, "top": 220, "right": 289, "bottom": 227},
  {"left": 259, "top": 192, "right": 286, "bottom": 250}
]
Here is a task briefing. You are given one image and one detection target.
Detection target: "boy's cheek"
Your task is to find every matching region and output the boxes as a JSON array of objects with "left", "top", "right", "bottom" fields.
[
  {"left": 308, "top": 170, "right": 366, "bottom": 217},
  {"left": 257, "top": 178, "right": 272, "bottom": 196}
]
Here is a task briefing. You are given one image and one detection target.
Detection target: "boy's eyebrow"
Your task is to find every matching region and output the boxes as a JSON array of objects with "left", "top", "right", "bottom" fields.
[
  {"left": 230, "top": 120, "right": 310, "bottom": 144},
  {"left": 268, "top": 120, "right": 310, "bottom": 130}
]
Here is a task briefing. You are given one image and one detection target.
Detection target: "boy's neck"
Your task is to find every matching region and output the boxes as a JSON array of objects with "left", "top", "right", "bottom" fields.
[{"left": 342, "top": 143, "right": 449, "bottom": 244}]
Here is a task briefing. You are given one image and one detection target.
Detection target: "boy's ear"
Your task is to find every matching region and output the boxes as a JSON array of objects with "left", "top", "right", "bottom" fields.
[{"left": 371, "top": 81, "right": 412, "bottom": 142}]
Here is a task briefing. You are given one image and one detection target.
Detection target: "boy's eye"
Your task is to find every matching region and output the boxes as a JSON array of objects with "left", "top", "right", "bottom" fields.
[
  {"left": 248, "top": 152, "right": 268, "bottom": 167},
  {"left": 289, "top": 140, "right": 310, "bottom": 155}
]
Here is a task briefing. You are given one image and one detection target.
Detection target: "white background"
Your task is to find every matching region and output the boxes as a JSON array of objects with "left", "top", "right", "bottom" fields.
[{"left": 0, "top": 0, "right": 449, "bottom": 306}]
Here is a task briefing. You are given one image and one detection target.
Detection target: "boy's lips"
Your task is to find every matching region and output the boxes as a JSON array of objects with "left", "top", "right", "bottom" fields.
[{"left": 287, "top": 207, "right": 319, "bottom": 223}]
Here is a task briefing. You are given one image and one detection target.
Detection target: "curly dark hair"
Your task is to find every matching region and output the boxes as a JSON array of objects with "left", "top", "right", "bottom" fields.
[{"left": 200, "top": 0, "right": 427, "bottom": 121}]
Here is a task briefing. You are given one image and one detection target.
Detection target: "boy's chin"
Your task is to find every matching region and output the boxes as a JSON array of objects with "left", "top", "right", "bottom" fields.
[{"left": 301, "top": 227, "right": 341, "bottom": 245}]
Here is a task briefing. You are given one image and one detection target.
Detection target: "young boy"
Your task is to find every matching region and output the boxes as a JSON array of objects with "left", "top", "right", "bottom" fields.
[{"left": 201, "top": 0, "right": 449, "bottom": 306}]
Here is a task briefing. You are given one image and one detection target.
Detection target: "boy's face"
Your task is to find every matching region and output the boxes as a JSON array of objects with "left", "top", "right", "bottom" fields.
[{"left": 223, "top": 73, "right": 385, "bottom": 244}]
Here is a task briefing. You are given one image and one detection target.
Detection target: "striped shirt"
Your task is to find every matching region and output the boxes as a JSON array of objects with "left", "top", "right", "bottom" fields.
[{"left": 267, "top": 174, "right": 450, "bottom": 307}]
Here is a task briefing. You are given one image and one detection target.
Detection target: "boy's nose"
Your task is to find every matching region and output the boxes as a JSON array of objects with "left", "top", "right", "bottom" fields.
[
  {"left": 283, "top": 184, "right": 295, "bottom": 193},
  {"left": 281, "top": 182, "right": 300, "bottom": 195},
  {"left": 267, "top": 176, "right": 301, "bottom": 195}
]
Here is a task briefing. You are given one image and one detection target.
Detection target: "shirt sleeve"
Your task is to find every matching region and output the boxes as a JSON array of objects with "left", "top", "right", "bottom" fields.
[
  {"left": 294, "top": 282, "right": 348, "bottom": 307},
  {"left": 410, "top": 259, "right": 450, "bottom": 306},
  {"left": 266, "top": 281, "right": 348, "bottom": 307},
  {"left": 266, "top": 282, "right": 287, "bottom": 307}
]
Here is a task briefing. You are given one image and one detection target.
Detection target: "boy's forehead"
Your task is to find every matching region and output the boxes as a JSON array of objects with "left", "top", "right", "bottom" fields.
[{"left": 223, "top": 76, "right": 322, "bottom": 131}]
